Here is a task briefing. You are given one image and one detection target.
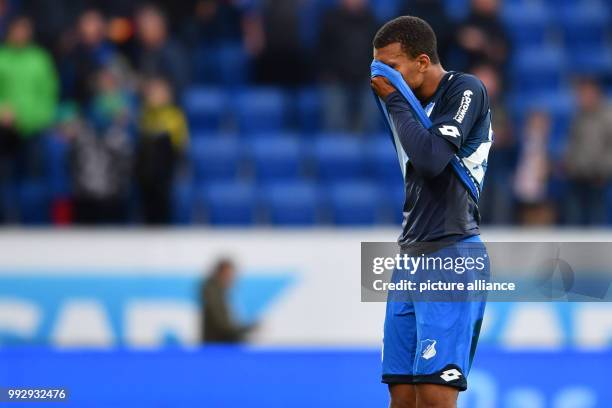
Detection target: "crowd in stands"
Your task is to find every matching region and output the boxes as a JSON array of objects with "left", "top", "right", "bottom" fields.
[{"left": 0, "top": 0, "right": 610, "bottom": 226}]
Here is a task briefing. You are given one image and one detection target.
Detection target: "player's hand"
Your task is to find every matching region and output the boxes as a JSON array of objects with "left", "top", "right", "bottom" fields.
[{"left": 371, "top": 76, "right": 397, "bottom": 100}]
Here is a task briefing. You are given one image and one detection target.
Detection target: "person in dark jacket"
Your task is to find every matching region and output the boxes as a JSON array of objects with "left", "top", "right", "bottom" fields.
[
  {"left": 317, "top": 0, "right": 378, "bottom": 132},
  {"left": 201, "top": 259, "right": 256, "bottom": 344},
  {"left": 454, "top": 0, "right": 509, "bottom": 73}
]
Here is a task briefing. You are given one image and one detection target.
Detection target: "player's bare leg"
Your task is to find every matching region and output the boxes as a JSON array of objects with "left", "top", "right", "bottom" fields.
[
  {"left": 388, "top": 384, "right": 416, "bottom": 408},
  {"left": 415, "top": 384, "right": 458, "bottom": 408}
]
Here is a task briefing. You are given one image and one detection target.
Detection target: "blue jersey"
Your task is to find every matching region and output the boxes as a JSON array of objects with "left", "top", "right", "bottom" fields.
[{"left": 390, "top": 72, "right": 492, "bottom": 247}]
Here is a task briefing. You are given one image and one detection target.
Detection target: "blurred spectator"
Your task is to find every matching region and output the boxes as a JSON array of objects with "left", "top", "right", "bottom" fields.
[
  {"left": 514, "top": 111, "right": 555, "bottom": 225},
  {"left": 136, "top": 76, "right": 188, "bottom": 224},
  {"left": 59, "top": 9, "right": 133, "bottom": 105},
  {"left": 0, "top": 15, "right": 58, "bottom": 174},
  {"left": 88, "top": 65, "right": 133, "bottom": 131},
  {"left": 317, "top": 0, "right": 378, "bottom": 132},
  {"left": 252, "top": 0, "right": 306, "bottom": 86},
  {"left": 454, "top": 0, "right": 509, "bottom": 73},
  {"left": 22, "top": 0, "right": 80, "bottom": 50},
  {"left": 66, "top": 68, "right": 132, "bottom": 224},
  {"left": 472, "top": 63, "right": 517, "bottom": 224},
  {"left": 133, "top": 4, "right": 190, "bottom": 96},
  {"left": 200, "top": 258, "right": 256, "bottom": 344},
  {"left": 0, "top": 0, "right": 14, "bottom": 39},
  {"left": 399, "top": 0, "right": 455, "bottom": 64},
  {"left": 182, "top": 0, "right": 248, "bottom": 47},
  {"left": 563, "top": 77, "right": 612, "bottom": 225}
]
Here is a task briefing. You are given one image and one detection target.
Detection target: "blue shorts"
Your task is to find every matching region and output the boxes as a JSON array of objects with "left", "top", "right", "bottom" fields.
[{"left": 381, "top": 236, "right": 489, "bottom": 391}]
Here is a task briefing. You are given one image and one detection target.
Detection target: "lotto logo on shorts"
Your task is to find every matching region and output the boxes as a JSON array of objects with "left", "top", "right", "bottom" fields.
[{"left": 440, "top": 369, "right": 462, "bottom": 382}]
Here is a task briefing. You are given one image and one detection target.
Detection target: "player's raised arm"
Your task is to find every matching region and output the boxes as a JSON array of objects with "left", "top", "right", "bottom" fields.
[{"left": 378, "top": 85, "right": 458, "bottom": 178}]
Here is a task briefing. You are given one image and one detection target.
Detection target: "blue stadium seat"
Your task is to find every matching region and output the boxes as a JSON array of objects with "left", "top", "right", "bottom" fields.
[
  {"left": 569, "top": 47, "right": 612, "bottom": 76},
  {"left": 510, "top": 47, "right": 567, "bottom": 93},
  {"left": 193, "top": 43, "right": 249, "bottom": 86},
  {"left": 244, "top": 131, "right": 299, "bottom": 140},
  {"left": 263, "top": 182, "right": 320, "bottom": 225},
  {"left": 297, "top": 0, "right": 325, "bottom": 49},
  {"left": 183, "top": 87, "right": 229, "bottom": 132},
  {"left": 444, "top": 0, "right": 469, "bottom": 21},
  {"left": 327, "top": 182, "right": 382, "bottom": 225},
  {"left": 171, "top": 180, "right": 194, "bottom": 225},
  {"left": 313, "top": 134, "right": 365, "bottom": 182},
  {"left": 502, "top": 3, "right": 552, "bottom": 46},
  {"left": 543, "top": 0, "right": 593, "bottom": 6},
  {"left": 508, "top": 90, "right": 575, "bottom": 160},
  {"left": 235, "top": 88, "right": 287, "bottom": 133},
  {"left": 42, "top": 133, "right": 70, "bottom": 198},
  {"left": 248, "top": 137, "right": 302, "bottom": 182},
  {"left": 190, "top": 131, "right": 239, "bottom": 140},
  {"left": 558, "top": 3, "right": 610, "bottom": 49},
  {"left": 190, "top": 137, "right": 242, "bottom": 182},
  {"left": 371, "top": 0, "right": 400, "bottom": 22},
  {"left": 201, "top": 182, "right": 257, "bottom": 225},
  {"left": 365, "top": 136, "right": 403, "bottom": 186},
  {"left": 296, "top": 88, "right": 322, "bottom": 133},
  {"left": 215, "top": 43, "right": 250, "bottom": 86},
  {"left": 17, "top": 180, "right": 50, "bottom": 225}
]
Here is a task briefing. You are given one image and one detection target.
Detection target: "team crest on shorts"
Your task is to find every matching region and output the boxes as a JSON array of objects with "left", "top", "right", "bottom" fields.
[{"left": 421, "top": 339, "right": 437, "bottom": 360}]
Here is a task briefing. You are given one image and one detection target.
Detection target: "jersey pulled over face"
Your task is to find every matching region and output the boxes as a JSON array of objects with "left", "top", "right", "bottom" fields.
[{"left": 396, "top": 71, "right": 492, "bottom": 246}]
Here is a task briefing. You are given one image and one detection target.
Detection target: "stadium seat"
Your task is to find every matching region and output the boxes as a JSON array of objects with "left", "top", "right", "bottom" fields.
[
  {"left": 235, "top": 88, "right": 287, "bottom": 133},
  {"left": 248, "top": 137, "right": 302, "bottom": 182},
  {"left": 183, "top": 87, "right": 229, "bottom": 132},
  {"left": 42, "top": 133, "right": 70, "bottom": 198},
  {"left": 190, "top": 131, "right": 240, "bottom": 140},
  {"left": 510, "top": 47, "right": 567, "bottom": 93},
  {"left": 508, "top": 89, "right": 575, "bottom": 160},
  {"left": 364, "top": 136, "right": 403, "bottom": 186},
  {"left": 371, "top": 0, "right": 400, "bottom": 22},
  {"left": 501, "top": 3, "right": 552, "bottom": 46},
  {"left": 200, "top": 181, "right": 257, "bottom": 225},
  {"left": 215, "top": 43, "right": 250, "bottom": 86},
  {"left": 171, "top": 180, "right": 194, "bottom": 225},
  {"left": 243, "top": 131, "right": 299, "bottom": 140},
  {"left": 327, "top": 181, "right": 382, "bottom": 225},
  {"left": 190, "top": 137, "right": 242, "bottom": 182},
  {"left": 193, "top": 43, "right": 249, "bottom": 86},
  {"left": 558, "top": 3, "right": 610, "bottom": 49},
  {"left": 296, "top": 88, "right": 322, "bottom": 133},
  {"left": 570, "top": 47, "right": 612, "bottom": 76},
  {"left": 17, "top": 180, "right": 50, "bottom": 225},
  {"left": 444, "top": 0, "right": 469, "bottom": 21},
  {"left": 263, "top": 182, "right": 320, "bottom": 225},
  {"left": 313, "top": 134, "right": 365, "bottom": 182}
]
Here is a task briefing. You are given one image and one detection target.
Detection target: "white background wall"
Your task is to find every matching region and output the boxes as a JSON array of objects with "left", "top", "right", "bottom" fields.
[{"left": 0, "top": 228, "right": 610, "bottom": 347}]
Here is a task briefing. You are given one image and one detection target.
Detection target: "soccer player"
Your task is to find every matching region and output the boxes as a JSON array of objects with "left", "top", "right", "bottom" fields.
[{"left": 370, "top": 16, "right": 492, "bottom": 408}]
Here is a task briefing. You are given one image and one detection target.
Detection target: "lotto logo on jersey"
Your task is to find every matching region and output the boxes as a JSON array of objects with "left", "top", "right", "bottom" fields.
[
  {"left": 438, "top": 125, "right": 460, "bottom": 138},
  {"left": 453, "top": 90, "right": 473, "bottom": 123}
]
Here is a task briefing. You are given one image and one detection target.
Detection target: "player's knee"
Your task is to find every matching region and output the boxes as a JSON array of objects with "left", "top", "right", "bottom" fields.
[
  {"left": 389, "top": 384, "right": 416, "bottom": 408},
  {"left": 390, "top": 395, "right": 417, "bottom": 408},
  {"left": 417, "top": 401, "right": 455, "bottom": 408},
  {"left": 415, "top": 384, "right": 457, "bottom": 408}
]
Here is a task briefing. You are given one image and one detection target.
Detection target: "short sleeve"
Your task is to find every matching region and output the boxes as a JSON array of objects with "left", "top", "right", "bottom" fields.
[{"left": 430, "top": 75, "right": 486, "bottom": 149}]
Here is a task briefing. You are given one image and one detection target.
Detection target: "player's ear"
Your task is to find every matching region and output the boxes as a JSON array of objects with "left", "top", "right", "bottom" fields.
[{"left": 416, "top": 54, "right": 430, "bottom": 72}]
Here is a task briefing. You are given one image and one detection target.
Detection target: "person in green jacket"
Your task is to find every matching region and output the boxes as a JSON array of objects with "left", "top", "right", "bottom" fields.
[{"left": 0, "top": 15, "right": 58, "bottom": 149}]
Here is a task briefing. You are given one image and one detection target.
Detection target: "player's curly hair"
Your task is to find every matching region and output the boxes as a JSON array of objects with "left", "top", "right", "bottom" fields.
[{"left": 373, "top": 16, "right": 440, "bottom": 64}]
